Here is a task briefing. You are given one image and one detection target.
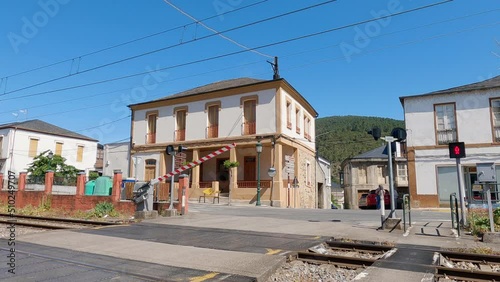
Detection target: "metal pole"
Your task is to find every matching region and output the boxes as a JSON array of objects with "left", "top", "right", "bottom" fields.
[
  {"left": 256, "top": 150, "right": 261, "bottom": 206},
  {"left": 379, "top": 189, "right": 385, "bottom": 230},
  {"left": 455, "top": 158, "right": 467, "bottom": 226},
  {"left": 287, "top": 173, "right": 290, "bottom": 208},
  {"left": 486, "top": 183, "right": 495, "bottom": 233},
  {"left": 169, "top": 153, "right": 175, "bottom": 210},
  {"left": 387, "top": 137, "right": 396, "bottom": 218}
]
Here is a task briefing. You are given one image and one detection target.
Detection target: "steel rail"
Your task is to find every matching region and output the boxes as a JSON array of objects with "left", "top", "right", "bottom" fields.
[
  {"left": 435, "top": 266, "right": 500, "bottom": 282},
  {"left": 0, "top": 219, "right": 72, "bottom": 229},
  {"left": 326, "top": 241, "right": 393, "bottom": 253},
  {"left": 0, "top": 213, "right": 122, "bottom": 225},
  {"left": 296, "top": 251, "right": 376, "bottom": 268},
  {"left": 440, "top": 250, "right": 500, "bottom": 264}
]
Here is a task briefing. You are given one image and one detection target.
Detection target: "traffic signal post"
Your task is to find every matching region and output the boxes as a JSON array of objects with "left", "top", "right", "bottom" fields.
[{"left": 449, "top": 142, "right": 467, "bottom": 226}]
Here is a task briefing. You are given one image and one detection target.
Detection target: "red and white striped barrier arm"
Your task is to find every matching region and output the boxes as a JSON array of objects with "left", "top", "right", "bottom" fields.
[{"left": 150, "top": 143, "right": 236, "bottom": 185}]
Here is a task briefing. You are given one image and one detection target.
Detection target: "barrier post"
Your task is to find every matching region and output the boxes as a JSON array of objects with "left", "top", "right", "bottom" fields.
[
  {"left": 44, "top": 171, "right": 54, "bottom": 194},
  {"left": 177, "top": 174, "right": 189, "bottom": 215},
  {"left": 18, "top": 172, "right": 27, "bottom": 191}
]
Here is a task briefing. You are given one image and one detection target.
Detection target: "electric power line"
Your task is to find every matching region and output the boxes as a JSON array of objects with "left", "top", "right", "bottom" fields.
[
  {"left": 0, "top": 0, "right": 338, "bottom": 96},
  {"left": 0, "top": 0, "right": 453, "bottom": 101},
  {"left": 2, "top": 0, "right": 270, "bottom": 79}
]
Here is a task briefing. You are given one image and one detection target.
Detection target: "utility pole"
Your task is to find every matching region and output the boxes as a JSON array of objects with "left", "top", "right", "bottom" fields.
[{"left": 382, "top": 136, "right": 397, "bottom": 218}]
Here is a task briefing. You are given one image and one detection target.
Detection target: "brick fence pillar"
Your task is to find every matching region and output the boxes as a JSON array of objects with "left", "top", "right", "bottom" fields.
[
  {"left": 111, "top": 170, "right": 122, "bottom": 202},
  {"left": 76, "top": 172, "right": 86, "bottom": 196},
  {"left": 0, "top": 173, "right": 3, "bottom": 190},
  {"left": 177, "top": 174, "right": 189, "bottom": 214},
  {"left": 45, "top": 171, "right": 54, "bottom": 194},
  {"left": 18, "top": 172, "right": 27, "bottom": 191}
]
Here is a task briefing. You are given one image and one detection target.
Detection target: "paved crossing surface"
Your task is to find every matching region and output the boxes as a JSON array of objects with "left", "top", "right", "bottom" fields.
[{"left": 0, "top": 203, "right": 495, "bottom": 281}]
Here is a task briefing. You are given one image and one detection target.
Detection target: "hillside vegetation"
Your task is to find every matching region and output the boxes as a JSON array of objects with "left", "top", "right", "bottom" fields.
[{"left": 316, "top": 115, "right": 405, "bottom": 183}]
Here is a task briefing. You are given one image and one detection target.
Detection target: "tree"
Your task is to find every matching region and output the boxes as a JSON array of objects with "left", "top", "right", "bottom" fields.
[{"left": 27, "top": 151, "right": 79, "bottom": 179}]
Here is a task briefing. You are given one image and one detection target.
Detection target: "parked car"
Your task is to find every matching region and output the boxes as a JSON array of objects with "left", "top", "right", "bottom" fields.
[
  {"left": 358, "top": 193, "right": 368, "bottom": 209},
  {"left": 365, "top": 189, "right": 391, "bottom": 209}
]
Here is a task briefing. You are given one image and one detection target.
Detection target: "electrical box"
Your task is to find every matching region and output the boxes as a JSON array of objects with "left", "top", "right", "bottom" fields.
[{"left": 476, "top": 163, "right": 496, "bottom": 183}]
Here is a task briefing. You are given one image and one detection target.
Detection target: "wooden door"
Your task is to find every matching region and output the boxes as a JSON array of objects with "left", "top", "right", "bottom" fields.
[
  {"left": 144, "top": 159, "right": 156, "bottom": 181},
  {"left": 244, "top": 156, "right": 256, "bottom": 181}
]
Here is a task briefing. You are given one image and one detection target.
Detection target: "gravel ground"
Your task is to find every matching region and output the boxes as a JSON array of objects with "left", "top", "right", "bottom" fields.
[
  {"left": 0, "top": 223, "right": 49, "bottom": 239},
  {"left": 267, "top": 261, "right": 360, "bottom": 282}
]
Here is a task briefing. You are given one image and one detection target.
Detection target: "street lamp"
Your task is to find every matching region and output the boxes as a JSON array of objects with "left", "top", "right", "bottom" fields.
[
  {"left": 47, "top": 151, "right": 54, "bottom": 171},
  {"left": 256, "top": 141, "right": 262, "bottom": 206}
]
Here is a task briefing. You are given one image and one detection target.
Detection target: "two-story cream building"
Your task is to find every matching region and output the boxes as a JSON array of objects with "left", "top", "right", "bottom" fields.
[
  {"left": 400, "top": 75, "right": 500, "bottom": 208},
  {"left": 128, "top": 77, "right": 319, "bottom": 208}
]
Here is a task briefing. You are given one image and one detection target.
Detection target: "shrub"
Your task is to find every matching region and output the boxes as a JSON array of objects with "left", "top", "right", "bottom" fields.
[{"left": 92, "top": 202, "right": 118, "bottom": 218}]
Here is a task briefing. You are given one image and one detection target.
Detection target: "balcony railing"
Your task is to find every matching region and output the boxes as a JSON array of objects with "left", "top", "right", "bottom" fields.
[
  {"left": 175, "top": 129, "right": 185, "bottom": 141},
  {"left": 437, "top": 129, "right": 457, "bottom": 145},
  {"left": 199, "top": 181, "right": 213, "bottom": 188},
  {"left": 237, "top": 180, "right": 271, "bottom": 188},
  {"left": 243, "top": 121, "right": 256, "bottom": 135},
  {"left": 495, "top": 126, "right": 500, "bottom": 142},
  {"left": 207, "top": 125, "right": 219, "bottom": 138},
  {"left": 147, "top": 133, "right": 156, "bottom": 144}
]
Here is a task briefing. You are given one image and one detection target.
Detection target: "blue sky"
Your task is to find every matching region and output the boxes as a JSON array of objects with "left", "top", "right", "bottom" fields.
[{"left": 1, "top": 0, "right": 499, "bottom": 144}]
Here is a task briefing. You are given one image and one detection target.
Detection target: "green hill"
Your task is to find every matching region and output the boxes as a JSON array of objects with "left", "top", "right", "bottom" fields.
[{"left": 316, "top": 115, "right": 405, "bottom": 183}]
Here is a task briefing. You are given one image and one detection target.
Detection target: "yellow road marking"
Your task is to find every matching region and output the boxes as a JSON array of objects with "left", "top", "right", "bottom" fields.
[
  {"left": 312, "top": 236, "right": 321, "bottom": 240},
  {"left": 190, "top": 272, "right": 219, "bottom": 282},
  {"left": 266, "top": 248, "right": 282, "bottom": 255}
]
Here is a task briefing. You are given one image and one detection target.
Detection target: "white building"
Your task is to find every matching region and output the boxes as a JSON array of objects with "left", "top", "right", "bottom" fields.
[
  {"left": 316, "top": 156, "right": 332, "bottom": 209},
  {"left": 128, "top": 77, "right": 320, "bottom": 208},
  {"left": 103, "top": 142, "right": 130, "bottom": 177},
  {"left": 400, "top": 75, "right": 500, "bottom": 208},
  {"left": 0, "top": 120, "right": 98, "bottom": 176}
]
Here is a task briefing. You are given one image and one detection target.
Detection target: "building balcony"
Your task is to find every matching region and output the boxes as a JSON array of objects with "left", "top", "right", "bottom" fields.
[
  {"left": 304, "top": 132, "right": 311, "bottom": 141},
  {"left": 287, "top": 121, "right": 292, "bottom": 130},
  {"left": 243, "top": 121, "right": 256, "bottom": 135},
  {"left": 147, "top": 133, "right": 156, "bottom": 144},
  {"left": 207, "top": 125, "right": 219, "bottom": 138},
  {"left": 175, "top": 129, "right": 185, "bottom": 141},
  {"left": 296, "top": 126, "right": 300, "bottom": 134},
  {"left": 437, "top": 129, "right": 457, "bottom": 145}
]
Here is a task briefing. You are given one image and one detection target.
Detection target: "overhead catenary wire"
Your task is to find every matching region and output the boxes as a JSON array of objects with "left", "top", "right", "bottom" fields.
[
  {"left": 2, "top": 7, "right": 496, "bottom": 117},
  {"left": 163, "top": 0, "right": 273, "bottom": 58},
  {"left": 0, "top": 0, "right": 339, "bottom": 96},
  {"left": 0, "top": 0, "right": 454, "bottom": 101},
  {"left": 1, "top": 0, "right": 270, "bottom": 79}
]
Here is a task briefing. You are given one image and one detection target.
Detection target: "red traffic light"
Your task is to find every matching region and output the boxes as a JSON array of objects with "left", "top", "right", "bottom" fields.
[{"left": 448, "top": 142, "right": 465, "bottom": 158}]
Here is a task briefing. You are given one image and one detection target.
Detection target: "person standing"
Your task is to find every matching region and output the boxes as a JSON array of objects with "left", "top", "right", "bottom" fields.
[{"left": 375, "top": 185, "right": 383, "bottom": 209}]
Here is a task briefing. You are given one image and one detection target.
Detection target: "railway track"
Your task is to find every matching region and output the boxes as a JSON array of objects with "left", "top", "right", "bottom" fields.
[
  {"left": 435, "top": 250, "right": 500, "bottom": 282},
  {"left": 0, "top": 213, "right": 125, "bottom": 229},
  {"left": 291, "top": 240, "right": 395, "bottom": 269}
]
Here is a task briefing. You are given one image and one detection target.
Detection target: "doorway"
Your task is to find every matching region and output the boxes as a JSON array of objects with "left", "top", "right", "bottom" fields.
[
  {"left": 244, "top": 156, "right": 256, "bottom": 181},
  {"left": 216, "top": 158, "right": 229, "bottom": 193}
]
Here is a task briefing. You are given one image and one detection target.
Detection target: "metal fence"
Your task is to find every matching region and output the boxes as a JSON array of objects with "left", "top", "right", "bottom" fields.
[
  {"left": 27, "top": 176, "right": 44, "bottom": 185},
  {"left": 53, "top": 176, "right": 77, "bottom": 186}
]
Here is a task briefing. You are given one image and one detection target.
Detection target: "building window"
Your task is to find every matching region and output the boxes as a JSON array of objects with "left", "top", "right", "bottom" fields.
[
  {"left": 207, "top": 105, "right": 219, "bottom": 138},
  {"left": 491, "top": 99, "right": 500, "bottom": 142},
  {"left": 243, "top": 99, "right": 256, "bottom": 135},
  {"left": 357, "top": 165, "right": 367, "bottom": 184},
  {"left": 77, "top": 145, "right": 84, "bottom": 162},
  {"left": 29, "top": 138, "right": 39, "bottom": 158},
  {"left": 397, "top": 164, "right": 407, "bottom": 182},
  {"left": 377, "top": 165, "right": 387, "bottom": 184},
  {"left": 55, "top": 142, "right": 63, "bottom": 156},
  {"left": 295, "top": 108, "right": 301, "bottom": 134},
  {"left": 304, "top": 116, "right": 311, "bottom": 141},
  {"left": 176, "top": 110, "right": 186, "bottom": 141},
  {"left": 147, "top": 113, "right": 157, "bottom": 144},
  {"left": 435, "top": 103, "right": 457, "bottom": 145},
  {"left": 306, "top": 161, "right": 311, "bottom": 186},
  {"left": 286, "top": 101, "right": 292, "bottom": 129}
]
